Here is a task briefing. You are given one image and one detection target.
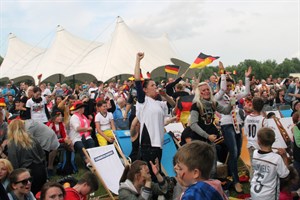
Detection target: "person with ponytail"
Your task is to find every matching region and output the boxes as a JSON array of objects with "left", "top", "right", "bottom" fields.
[
  {"left": 7, "top": 119, "right": 47, "bottom": 195},
  {"left": 118, "top": 159, "right": 168, "bottom": 200},
  {"left": 25, "top": 86, "right": 50, "bottom": 123}
]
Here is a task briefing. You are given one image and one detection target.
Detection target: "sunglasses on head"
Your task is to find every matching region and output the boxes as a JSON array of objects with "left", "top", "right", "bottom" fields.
[{"left": 15, "top": 177, "right": 33, "bottom": 185}]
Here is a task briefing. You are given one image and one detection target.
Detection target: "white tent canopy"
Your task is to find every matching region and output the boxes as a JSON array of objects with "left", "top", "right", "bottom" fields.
[{"left": 0, "top": 17, "right": 183, "bottom": 84}]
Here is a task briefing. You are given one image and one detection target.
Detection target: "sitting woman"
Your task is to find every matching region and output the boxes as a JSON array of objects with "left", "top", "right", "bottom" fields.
[
  {"left": 118, "top": 159, "right": 168, "bottom": 200},
  {"left": 7, "top": 168, "right": 36, "bottom": 200},
  {"left": 7, "top": 119, "right": 47, "bottom": 195},
  {"left": 95, "top": 100, "right": 116, "bottom": 146},
  {"left": 0, "top": 159, "right": 13, "bottom": 190},
  {"left": 46, "top": 111, "right": 77, "bottom": 175}
]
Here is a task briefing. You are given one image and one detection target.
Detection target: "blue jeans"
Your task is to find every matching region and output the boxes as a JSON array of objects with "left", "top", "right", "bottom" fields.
[{"left": 221, "top": 124, "right": 242, "bottom": 183}]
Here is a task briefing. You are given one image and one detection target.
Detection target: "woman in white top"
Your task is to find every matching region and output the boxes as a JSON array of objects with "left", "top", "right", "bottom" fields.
[
  {"left": 69, "top": 101, "right": 95, "bottom": 165},
  {"left": 25, "top": 86, "right": 49, "bottom": 123},
  {"left": 134, "top": 52, "right": 174, "bottom": 182}
]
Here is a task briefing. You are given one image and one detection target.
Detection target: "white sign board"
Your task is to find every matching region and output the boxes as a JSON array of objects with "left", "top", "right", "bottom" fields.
[
  {"left": 164, "top": 122, "right": 185, "bottom": 140},
  {"left": 87, "top": 145, "right": 124, "bottom": 195}
]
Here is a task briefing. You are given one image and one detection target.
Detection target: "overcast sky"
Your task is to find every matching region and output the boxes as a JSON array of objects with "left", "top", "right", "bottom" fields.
[{"left": 0, "top": 0, "right": 299, "bottom": 66}]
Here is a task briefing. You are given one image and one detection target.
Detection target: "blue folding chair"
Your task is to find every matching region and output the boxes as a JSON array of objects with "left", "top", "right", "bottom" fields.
[
  {"left": 161, "top": 133, "right": 177, "bottom": 177},
  {"left": 114, "top": 130, "right": 132, "bottom": 157},
  {"left": 280, "top": 109, "right": 292, "bottom": 118}
]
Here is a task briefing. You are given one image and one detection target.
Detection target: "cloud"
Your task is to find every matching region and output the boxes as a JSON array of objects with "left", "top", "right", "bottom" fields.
[{"left": 127, "top": 1, "right": 208, "bottom": 40}]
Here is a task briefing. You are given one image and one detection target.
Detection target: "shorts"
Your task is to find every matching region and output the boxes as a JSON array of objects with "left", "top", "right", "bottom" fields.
[{"left": 96, "top": 130, "right": 114, "bottom": 146}]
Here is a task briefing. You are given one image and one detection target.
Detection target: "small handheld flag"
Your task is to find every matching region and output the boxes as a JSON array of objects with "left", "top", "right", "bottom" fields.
[
  {"left": 189, "top": 53, "right": 219, "bottom": 69},
  {"left": 146, "top": 71, "right": 151, "bottom": 78},
  {"left": 165, "top": 65, "right": 180, "bottom": 75}
]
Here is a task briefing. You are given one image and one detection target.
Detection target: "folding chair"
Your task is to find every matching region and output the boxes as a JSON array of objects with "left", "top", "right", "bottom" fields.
[
  {"left": 114, "top": 130, "right": 132, "bottom": 157},
  {"left": 161, "top": 133, "right": 177, "bottom": 177},
  {"left": 266, "top": 110, "right": 281, "bottom": 118},
  {"left": 83, "top": 144, "right": 125, "bottom": 199}
]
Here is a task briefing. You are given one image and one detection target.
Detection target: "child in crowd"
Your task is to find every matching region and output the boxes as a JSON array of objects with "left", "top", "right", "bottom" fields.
[
  {"left": 65, "top": 171, "right": 99, "bottom": 200},
  {"left": 95, "top": 100, "right": 116, "bottom": 146},
  {"left": 244, "top": 97, "right": 268, "bottom": 161},
  {"left": 118, "top": 159, "right": 168, "bottom": 199},
  {"left": 173, "top": 140, "right": 228, "bottom": 200},
  {"left": 250, "top": 127, "right": 289, "bottom": 200}
]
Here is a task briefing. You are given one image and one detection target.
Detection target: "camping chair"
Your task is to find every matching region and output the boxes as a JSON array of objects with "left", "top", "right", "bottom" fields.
[
  {"left": 161, "top": 133, "right": 177, "bottom": 177},
  {"left": 114, "top": 130, "right": 132, "bottom": 157},
  {"left": 164, "top": 122, "right": 185, "bottom": 148},
  {"left": 279, "top": 105, "right": 292, "bottom": 118},
  {"left": 266, "top": 110, "right": 281, "bottom": 118},
  {"left": 83, "top": 144, "right": 125, "bottom": 199}
]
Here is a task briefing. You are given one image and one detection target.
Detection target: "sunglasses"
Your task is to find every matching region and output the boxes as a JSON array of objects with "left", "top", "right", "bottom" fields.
[{"left": 15, "top": 177, "right": 33, "bottom": 185}]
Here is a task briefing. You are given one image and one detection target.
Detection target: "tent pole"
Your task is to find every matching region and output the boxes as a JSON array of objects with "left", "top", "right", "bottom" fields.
[{"left": 59, "top": 74, "right": 62, "bottom": 83}]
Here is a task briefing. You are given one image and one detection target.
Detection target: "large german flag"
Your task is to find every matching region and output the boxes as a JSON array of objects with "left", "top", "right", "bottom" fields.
[
  {"left": 189, "top": 53, "right": 219, "bottom": 69},
  {"left": 176, "top": 95, "right": 194, "bottom": 125},
  {"left": 165, "top": 65, "right": 180, "bottom": 75}
]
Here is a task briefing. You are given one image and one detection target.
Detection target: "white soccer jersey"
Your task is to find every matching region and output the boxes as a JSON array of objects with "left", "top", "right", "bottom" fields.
[
  {"left": 244, "top": 114, "right": 267, "bottom": 149},
  {"left": 94, "top": 112, "right": 113, "bottom": 131},
  {"left": 250, "top": 150, "right": 289, "bottom": 200}
]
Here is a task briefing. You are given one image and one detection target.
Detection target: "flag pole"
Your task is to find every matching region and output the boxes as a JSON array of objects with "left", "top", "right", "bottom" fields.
[
  {"left": 184, "top": 66, "right": 190, "bottom": 75},
  {"left": 197, "top": 69, "right": 204, "bottom": 82}
]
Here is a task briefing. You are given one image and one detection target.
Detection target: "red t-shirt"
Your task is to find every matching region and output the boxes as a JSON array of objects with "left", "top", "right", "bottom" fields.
[{"left": 65, "top": 187, "right": 86, "bottom": 200}]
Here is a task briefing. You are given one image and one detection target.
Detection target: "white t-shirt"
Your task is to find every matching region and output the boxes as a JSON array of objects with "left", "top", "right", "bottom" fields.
[
  {"left": 88, "top": 87, "right": 98, "bottom": 99},
  {"left": 245, "top": 114, "right": 267, "bottom": 149},
  {"left": 69, "top": 113, "right": 91, "bottom": 144},
  {"left": 136, "top": 96, "right": 168, "bottom": 148},
  {"left": 42, "top": 88, "right": 52, "bottom": 97},
  {"left": 250, "top": 150, "right": 289, "bottom": 200},
  {"left": 26, "top": 97, "right": 48, "bottom": 123},
  {"left": 94, "top": 112, "right": 114, "bottom": 131}
]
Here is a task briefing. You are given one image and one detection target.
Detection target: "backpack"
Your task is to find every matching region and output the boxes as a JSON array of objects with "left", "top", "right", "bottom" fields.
[{"left": 56, "top": 150, "right": 78, "bottom": 175}]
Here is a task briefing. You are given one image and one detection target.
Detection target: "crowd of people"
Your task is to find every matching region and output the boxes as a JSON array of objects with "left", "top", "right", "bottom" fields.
[{"left": 0, "top": 52, "right": 300, "bottom": 199}]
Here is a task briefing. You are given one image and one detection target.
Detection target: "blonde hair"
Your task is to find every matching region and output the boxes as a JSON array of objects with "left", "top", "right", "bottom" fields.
[
  {"left": 8, "top": 119, "right": 33, "bottom": 149},
  {"left": 0, "top": 159, "right": 14, "bottom": 176},
  {"left": 193, "top": 82, "right": 216, "bottom": 114}
]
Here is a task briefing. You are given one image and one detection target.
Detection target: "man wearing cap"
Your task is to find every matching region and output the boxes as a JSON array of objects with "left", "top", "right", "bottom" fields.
[
  {"left": 0, "top": 98, "right": 8, "bottom": 121},
  {"left": 69, "top": 100, "right": 95, "bottom": 165}
]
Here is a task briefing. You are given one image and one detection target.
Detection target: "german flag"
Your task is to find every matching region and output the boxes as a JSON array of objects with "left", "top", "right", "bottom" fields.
[
  {"left": 176, "top": 95, "right": 194, "bottom": 125},
  {"left": 165, "top": 65, "right": 180, "bottom": 75},
  {"left": 189, "top": 53, "right": 219, "bottom": 69}
]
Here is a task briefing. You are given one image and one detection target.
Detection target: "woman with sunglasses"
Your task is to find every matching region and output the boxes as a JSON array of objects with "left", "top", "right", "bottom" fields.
[
  {"left": 7, "top": 168, "right": 35, "bottom": 200},
  {"left": 7, "top": 119, "right": 47, "bottom": 195}
]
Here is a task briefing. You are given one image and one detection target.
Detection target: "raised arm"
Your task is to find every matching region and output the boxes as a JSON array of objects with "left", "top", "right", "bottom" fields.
[
  {"left": 214, "top": 62, "right": 227, "bottom": 100},
  {"left": 236, "top": 66, "right": 252, "bottom": 100}
]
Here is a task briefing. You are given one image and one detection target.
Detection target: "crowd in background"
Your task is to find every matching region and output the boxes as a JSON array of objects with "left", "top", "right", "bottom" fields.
[{"left": 0, "top": 57, "right": 300, "bottom": 200}]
